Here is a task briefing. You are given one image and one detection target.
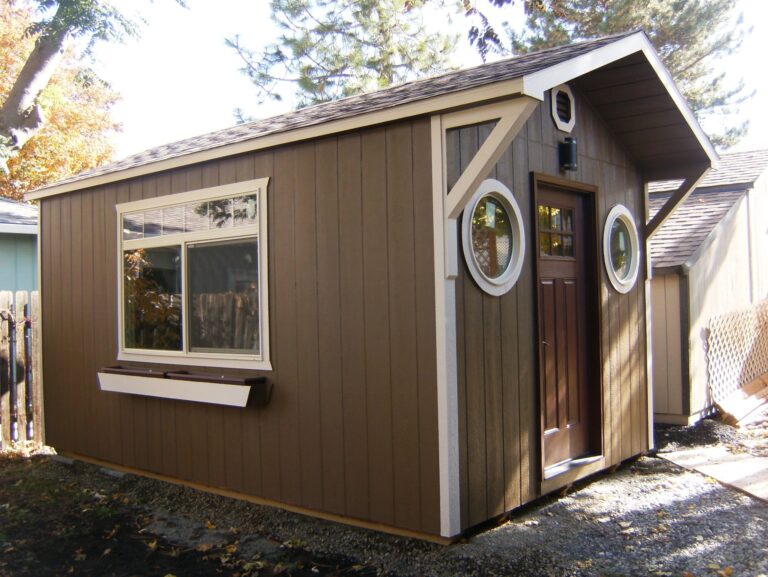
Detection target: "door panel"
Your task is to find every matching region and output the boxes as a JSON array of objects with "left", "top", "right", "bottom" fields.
[{"left": 536, "top": 185, "right": 596, "bottom": 470}]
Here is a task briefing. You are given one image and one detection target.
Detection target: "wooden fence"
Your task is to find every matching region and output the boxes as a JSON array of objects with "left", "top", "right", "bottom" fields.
[
  {"left": 706, "top": 299, "right": 768, "bottom": 403},
  {"left": 0, "top": 290, "right": 42, "bottom": 448}
]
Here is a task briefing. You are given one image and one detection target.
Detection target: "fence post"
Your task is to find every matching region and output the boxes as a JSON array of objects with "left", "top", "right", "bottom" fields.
[
  {"left": 30, "top": 291, "right": 43, "bottom": 445},
  {"left": 15, "top": 291, "right": 28, "bottom": 442},
  {"left": 0, "top": 291, "right": 11, "bottom": 447}
]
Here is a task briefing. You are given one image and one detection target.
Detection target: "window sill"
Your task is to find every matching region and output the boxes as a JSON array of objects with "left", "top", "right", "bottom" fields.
[
  {"left": 118, "top": 350, "right": 272, "bottom": 371},
  {"left": 98, "top": 367, "right": 272, "bottom": 407}
]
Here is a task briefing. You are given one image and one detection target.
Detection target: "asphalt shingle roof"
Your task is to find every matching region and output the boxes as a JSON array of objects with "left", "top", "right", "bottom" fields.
[
  {"left": 0, "top": 197, "right": 38, "bottom": 227},
  {"left": 649, "top": 149, "right": 768, "bottom": 269},
  {"left": 36, "top": 31, "right": 638, "bottom": 192}
]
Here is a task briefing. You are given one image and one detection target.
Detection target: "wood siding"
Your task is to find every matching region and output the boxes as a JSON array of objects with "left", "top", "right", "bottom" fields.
[
  {"left": 40, "top": 118, "right": 440, "bottom": 535},
  {"left": 449, "top": 90, "right": 648, "bottom": 531},
  {"left": 651, "top": 274, "right": 685, "bottom": 422}
]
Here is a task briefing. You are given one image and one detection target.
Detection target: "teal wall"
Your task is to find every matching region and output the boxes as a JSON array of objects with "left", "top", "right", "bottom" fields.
[{"left": 0, "top": 234, "right": 37, "bottom": 292}]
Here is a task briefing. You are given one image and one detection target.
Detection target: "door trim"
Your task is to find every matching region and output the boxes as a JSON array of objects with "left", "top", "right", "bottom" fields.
[{"left": 531, "top": 173, "right": 603, "bottom": 478}]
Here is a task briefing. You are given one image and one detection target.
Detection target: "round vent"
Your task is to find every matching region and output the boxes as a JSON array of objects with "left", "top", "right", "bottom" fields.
[{"left": 551, "top": 84, "right": 575, "bottom": 133}]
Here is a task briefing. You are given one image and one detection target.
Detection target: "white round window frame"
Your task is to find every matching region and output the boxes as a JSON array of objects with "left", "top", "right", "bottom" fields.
[
  {"left": 603, "top": 204, "right": 640, "bottom": 294},
  {"left": 462, "top": 179, "right": 526, "bottom": 297},
  {"left": 551, "top": 84, "right": 576, "bottom": 133}
]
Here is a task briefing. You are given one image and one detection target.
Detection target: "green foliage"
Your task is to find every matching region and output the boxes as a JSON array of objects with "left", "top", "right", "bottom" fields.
[
  {"left": 502, "top": 0, "right": 749, "bottom": 148},
  {"left": 229, "top": 0, "right": 458, "bottom": 108}
]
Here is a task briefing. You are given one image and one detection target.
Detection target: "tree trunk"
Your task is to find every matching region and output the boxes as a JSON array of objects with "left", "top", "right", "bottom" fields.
[{"left": 0, "top": 25, "right": 68, "bottom": 172}]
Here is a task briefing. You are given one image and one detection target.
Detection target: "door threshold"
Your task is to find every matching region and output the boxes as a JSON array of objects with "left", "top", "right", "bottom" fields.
[{"left": 543, "top": 455, "right": 602, "bottom": 481}]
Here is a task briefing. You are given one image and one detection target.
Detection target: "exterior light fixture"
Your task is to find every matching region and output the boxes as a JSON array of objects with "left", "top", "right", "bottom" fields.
[{"left": 559, "top": 137, "right": 578, "bottom": 171}]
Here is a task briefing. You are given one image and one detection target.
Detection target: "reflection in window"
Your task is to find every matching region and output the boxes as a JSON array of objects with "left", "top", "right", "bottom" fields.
[
  {"left": 188, "top": 239, "right": 260, "bottom": 355},
  {"left": 123, "top": 246, "right": 182, "bottom": 351},
  {"left": 471, "top": 195, "right": 513, "bottom": 279},
  {"left": 610, "top": 219, "right": 632, "bottom": 280},
  {"left": 538, "top": 205, "right": 574, "bottom": 257}
]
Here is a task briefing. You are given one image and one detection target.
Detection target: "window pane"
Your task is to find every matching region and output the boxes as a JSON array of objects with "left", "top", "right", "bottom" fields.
[
  {"left": 185, "top": 201, "right": 210, "bottom": 232},
  {"left": 123, "top": 213, "right": 144, "bottom": 240},
  {"left": 563, "top": 234, "right": 574, "bottom": 257},
  {"left": 123, "top": 246, "right": 182, "bottom": 351},
  {"left": 143, "top": 209, "right": 162, "bottom": 238},
  {"left": 162, "top": 205, "right": 185, "bottom": 236},
  {"left": 610, "top": 219, "right": 632, "bottom": 280},
  {"left": 208, "top": 198, "right": 235, "bottom": 229},
  {"left": 538, "top": 205, "right": 550, "bottom": 232},
  {"left": 551, "top": 233, "right": 563, "bottom": 256},
  {"left": 471, "top": 196, "right": 513, "bottom": 279},
  {"left": 188, "top": 238, "right": 260, "bottom": 355},
  {"left": 563, "top": 209, "right": 573, "bottom": 232},
  {"left": 550, "top": 207, "right": 561, "bottom": 231},
  {"left": 539, "top": 232, "right": 551, "bottom": 256},
  {"left": 234, "top": 194, "right": 259, "bottom": 227}
]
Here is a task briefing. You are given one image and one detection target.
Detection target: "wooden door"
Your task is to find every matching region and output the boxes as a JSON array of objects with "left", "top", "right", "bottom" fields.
[{"left": 536, "top": 185, "right": 596, "bottom": 469}]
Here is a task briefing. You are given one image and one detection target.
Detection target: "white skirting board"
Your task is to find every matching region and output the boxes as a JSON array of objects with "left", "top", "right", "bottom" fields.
[{"left": 97, "top": 372, "right": 251, "bottom": 407}]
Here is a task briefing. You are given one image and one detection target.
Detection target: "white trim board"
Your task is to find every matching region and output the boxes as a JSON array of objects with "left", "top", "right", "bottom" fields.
[
  {"left": 97, "top": 372, "right": 252, "bottom": 407},
  {"left": 0, "top": 224, "right": 37, "bottom": 235}
]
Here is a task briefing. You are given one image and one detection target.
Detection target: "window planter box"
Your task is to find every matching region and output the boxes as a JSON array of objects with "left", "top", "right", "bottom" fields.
[{"left": 98, "top": 366, "right": 272, "bottom": 408}]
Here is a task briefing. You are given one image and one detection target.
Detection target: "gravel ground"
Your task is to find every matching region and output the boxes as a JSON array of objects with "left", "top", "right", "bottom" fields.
[
  {"left": 9, "top": 417, "right": 768, "bottom": 576},
  {"left": 119, "top": 417, "right": 768, "bottom": 577}
]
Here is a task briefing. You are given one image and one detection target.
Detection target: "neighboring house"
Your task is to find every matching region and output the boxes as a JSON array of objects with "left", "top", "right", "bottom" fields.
[
  {"left": 0, "top": 197, "right": 38, "bottom": 292},
  {"left": 27, "top": 31, "right": 716, "bottom": 540},
  {"left": 649, "top": 149, "right": 768, "bottom": 425}
]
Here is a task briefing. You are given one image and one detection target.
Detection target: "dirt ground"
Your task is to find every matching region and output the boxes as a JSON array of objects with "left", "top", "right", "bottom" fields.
[
  {"left": 1, "top": 413, "right": 766, "bottom": 577},
  {"left": 0, "top": 451, "right": 377, "bottom": 577}
]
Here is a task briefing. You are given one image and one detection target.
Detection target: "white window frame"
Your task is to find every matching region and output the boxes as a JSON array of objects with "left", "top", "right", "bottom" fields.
[
  {"left": 551, "top": 84, "right": 576, "bottom": 133},
  {"left": 461, "top": 178, "right": 526, "bottom": 296},
  {"left": 116, "top": 178, "right": 271, "bottom": 370},
  {"left": 603, "top": 203, "right": 640, "bottom": 294}
]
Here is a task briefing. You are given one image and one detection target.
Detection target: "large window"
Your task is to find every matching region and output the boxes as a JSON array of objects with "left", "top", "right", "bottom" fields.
[{"left": 117, "top": 178, "right": 271, "bottom": 370}]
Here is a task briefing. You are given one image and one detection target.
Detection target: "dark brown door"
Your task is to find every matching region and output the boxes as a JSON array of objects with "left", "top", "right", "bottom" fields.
[{"left": 536, "top": 185, "right": 596, "bottom": 469}]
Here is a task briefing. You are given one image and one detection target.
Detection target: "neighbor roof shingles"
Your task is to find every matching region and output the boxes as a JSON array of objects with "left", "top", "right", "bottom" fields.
[
  {"left": 0, "top": 197, "right": 38, "bottom": 227},
  {"left": 36, "top": 31, "right": 638, "bottom": 192},
  {"left": 648, "top": 189, "right": 745, "bottom": 269}
]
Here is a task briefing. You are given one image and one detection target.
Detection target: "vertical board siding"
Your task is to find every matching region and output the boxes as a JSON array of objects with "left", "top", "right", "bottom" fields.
[
  {"left": 40, "top": 119, "right": 440, "bottom": 535},
  {"left": 454, "top": 91, "right": 648, "bottom": 531}
]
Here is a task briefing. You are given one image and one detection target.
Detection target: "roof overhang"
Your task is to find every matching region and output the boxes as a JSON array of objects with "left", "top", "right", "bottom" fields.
[
  {"left": 0, "top": 223, "right": 37, "bottom": 235},
  {"left": 27, "top": 31, "right": 716, "bottom": 202}
]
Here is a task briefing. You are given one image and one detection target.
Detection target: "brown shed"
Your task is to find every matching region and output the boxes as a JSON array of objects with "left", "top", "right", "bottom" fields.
[{"left": 28, "top": 31, "right": 716, "bottom": 540}]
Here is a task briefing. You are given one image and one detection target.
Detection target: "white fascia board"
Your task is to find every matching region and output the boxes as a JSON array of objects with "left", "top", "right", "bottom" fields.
[
  {"left": 522, "top": 32, "right": 718, "bottom": 167},
  {"left": 0, "top": 223, "right": 37, "bottom": 235},
  {"left": 26, "top": 78, "right": 525, "bottom": 202}
]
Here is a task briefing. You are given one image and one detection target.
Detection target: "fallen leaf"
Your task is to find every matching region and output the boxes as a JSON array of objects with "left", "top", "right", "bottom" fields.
[
  {"left": 205, "top": 520, "right": 216, "bottom": 530},
  {"left": 196, "top": 543, "right": 214, "bottom": 553},
  {"left": 102, "top": 548, "right": 112, "bottom": 557},
  {"left": 682, "top": 572, "right": 695, "bottom": 577},
  {"left": 618, "top": 521, "right": 632, "bottom": 529},
  {"left": 164, "top": 574, "right": 177, "bottom": 577},
  {"left": 717, "top": 568, "right": 734, "bottom": 577},
  {"left": 226, "top": 544, "right": 238, "bottom": 555},
  {"left": 707, "top": 563, "right": 722, "bottom": 571},
  {"left": 147, "top": 540, "right": 158, "bottom": 551},
  {"left": 74, "top": 549, "right": 86, "bottom": 562}
]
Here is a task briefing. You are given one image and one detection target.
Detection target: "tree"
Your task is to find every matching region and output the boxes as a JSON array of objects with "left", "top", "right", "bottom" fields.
[
  {"left": 228, "top": 0, "right": 458, "bottom": 108},
  {"left": 0, "top": 1, "right": 120, "bottom": 199},
  {"left": 500, "top": 0, "right": 749, "bottom": 147},
  {"left": 0, "top": 0, "right": 141, "bottom": 175}
]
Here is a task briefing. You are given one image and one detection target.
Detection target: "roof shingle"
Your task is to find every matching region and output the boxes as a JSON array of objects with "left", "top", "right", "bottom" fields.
[{"left": 37, "top": 31, "right": 637, "bottom": 192}]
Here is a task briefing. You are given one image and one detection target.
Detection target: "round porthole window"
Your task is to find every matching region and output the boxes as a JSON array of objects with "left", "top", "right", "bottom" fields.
[
  {"left": 462, "top": 179, "right": 525, "bottom": 296},
  {"left": 603, "top": 204, "right": 640, "bottom": 294}
]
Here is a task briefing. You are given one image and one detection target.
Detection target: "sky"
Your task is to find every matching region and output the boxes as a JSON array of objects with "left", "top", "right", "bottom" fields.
[{"left": 92, "top": 0, "right": 767, "bottom": 160}]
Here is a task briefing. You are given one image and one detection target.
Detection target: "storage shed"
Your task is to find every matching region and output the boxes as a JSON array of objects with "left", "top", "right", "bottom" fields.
[
  {"left": 649, "top": 149, "right": 768, "bottom": 424},
  {"left": 28, "top": 31, "right": 716, "bottom": 540}
]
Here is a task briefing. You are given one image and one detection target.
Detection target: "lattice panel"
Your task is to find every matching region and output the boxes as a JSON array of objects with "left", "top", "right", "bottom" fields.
[{"left": 706, "top": 300, "right": 768, "bottom": 403}]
